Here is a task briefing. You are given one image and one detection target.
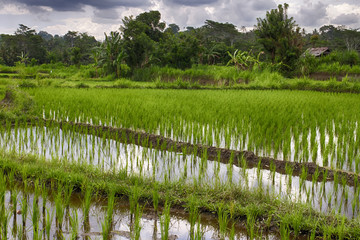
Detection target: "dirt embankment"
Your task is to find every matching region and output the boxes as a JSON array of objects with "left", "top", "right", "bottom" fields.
[
  {"left": 32, "top": 119, "right": 359, "bottom": 187},
  {"left": 308, "top": 72, "right": 360, "bottom": 81}
]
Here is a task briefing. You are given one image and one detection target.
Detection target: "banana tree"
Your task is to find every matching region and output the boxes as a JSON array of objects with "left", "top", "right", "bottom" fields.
[{"left": 94, "top": 31, "right": 127, "bottom": 78}]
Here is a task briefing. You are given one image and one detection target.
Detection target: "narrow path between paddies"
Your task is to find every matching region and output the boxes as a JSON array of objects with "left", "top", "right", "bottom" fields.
[{"left": 34, "top": 118, "right": 360, "bottom": 187}]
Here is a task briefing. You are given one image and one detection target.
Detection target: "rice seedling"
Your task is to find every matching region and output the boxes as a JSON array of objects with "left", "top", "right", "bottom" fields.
[
  {"left": 217, "top": 204, "right": 229, "bottom": 239},
  {"left": 279, "top": 222, "right": 291, "bottom": 240},
  {"left": 45, "top": 207, "right": 54, "bottom": 240},
  {"left": 160, "top": 201, "right": 171, "bottom": 240},
  {"left": 55, "top": 184, "right": 65, "bottom": 231},
  {"left": 132, "top": 203, "right": 143, "bottom": 240},
  {"left": 246, "top": 205, "right": 259, "bottom": 240},
  {"left": 102, "top": 189, "right": 115, "bottom": 240},
  {"left": 69, "top": 210, "right": 79, "bottom": 240},
  {"left": 187, "top": 196, "right": 199, "bottom": 238}
]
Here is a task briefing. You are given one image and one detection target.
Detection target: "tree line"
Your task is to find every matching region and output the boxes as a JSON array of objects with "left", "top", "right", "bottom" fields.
[{"left": 0, "top": 4, "right": 359, "bottom": 75}]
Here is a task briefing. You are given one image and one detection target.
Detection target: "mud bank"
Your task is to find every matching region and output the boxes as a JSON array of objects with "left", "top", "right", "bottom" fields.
[{"left": 35, "top": 119, "right": 360, "bottom": 187}]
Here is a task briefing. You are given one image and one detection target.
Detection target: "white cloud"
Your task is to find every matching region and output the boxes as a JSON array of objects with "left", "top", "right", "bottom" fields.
[
  {"left": 0, "top": 3, "right": 30, "bottom": 15},
  {"left": 0, "top": 0, "right": 359, "bottom": 39}
]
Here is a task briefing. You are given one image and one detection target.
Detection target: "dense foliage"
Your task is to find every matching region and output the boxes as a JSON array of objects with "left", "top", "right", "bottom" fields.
[
  {"left": 0, "top": 5, "right": 359, "bottom": 77},
  {"left": 255, "top": 4, "right": 304, "bottom": 72}
]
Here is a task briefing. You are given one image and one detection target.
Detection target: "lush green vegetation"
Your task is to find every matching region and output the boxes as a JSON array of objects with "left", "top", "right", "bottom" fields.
[
  {"left": 27, "top": 88, "right": 360, "bottom": 172},
  {"left": 0, "top": 86, "right": 360, "bottom": 238},
  {"left": 0, "top": 2, "right": 360, "bottom": 239},
  {"left": 0, "top": 149, "right": 359, "bottom": 239},
  {"left": 0, "top": 5, "right": 359, "bottom": 79}
]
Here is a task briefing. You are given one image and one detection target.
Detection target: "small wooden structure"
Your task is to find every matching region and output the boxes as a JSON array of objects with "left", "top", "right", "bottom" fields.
[{"left": 304, "top": 47, "right": 331, "bottom": 57}]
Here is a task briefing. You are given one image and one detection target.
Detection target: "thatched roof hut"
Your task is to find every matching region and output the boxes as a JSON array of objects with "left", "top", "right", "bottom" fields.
[{"left": 304, "top": 47, "right": 331, "bottom": 57}]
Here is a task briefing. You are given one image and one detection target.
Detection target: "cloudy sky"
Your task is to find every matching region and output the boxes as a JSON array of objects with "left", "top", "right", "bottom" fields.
[{"left": 0, "top": 0, "right": 359, "bottom": 39}]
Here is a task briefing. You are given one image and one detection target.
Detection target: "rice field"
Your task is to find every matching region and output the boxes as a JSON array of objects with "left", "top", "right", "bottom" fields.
[{"left": 1, "top": 87, "right": 360, "bottom": 239}]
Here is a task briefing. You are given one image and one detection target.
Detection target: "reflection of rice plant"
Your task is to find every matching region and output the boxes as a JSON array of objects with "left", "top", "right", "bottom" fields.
[
  {"left": 102, "top": 190, "right": 115, "bottom": 239},
  {"left": 217, "top": 204, "right": 229, "bottom": 239},
  {"left": 132, "top": 203, "right": 143, "bottom": 240},
  {"left": 32, "top": 191, "right": 40, "bottom": 236},
  {"left": 194, "top": 217, "right": 204, "bottom": 240},
  {"left": 70, "top": 210, "right": 79, "bottom": 240},
  {"left": 82, "top": 185, "right": 92, "bottom": 221},
  {"left": 130, "top": 183, "right": 140, "bottom": 215},
  {"left": 45, "top": 207, "right": 54, "bottom": 239},
  {"left": 160, "top": 201, "right": 171, "bottom": 240},
  {"left": 55, "top": 185, "right": 65, "bottom": 230},
  {"left": 188, "top": 196, "right": 199, "bottom": 238}
]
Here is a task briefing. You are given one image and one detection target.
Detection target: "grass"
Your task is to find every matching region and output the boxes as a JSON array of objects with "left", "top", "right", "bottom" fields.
[
  {"left": 1, "top": 63, "right": 360, "bottom": 238},
  {"left": 1, "top": 62, "right": 360, "bottom": 94},
  {"left": 24, "top": 87, "right": 360, "bottom": 175},
  {"left": 0, "top": 150, "right": 359, "bottom": 238}
]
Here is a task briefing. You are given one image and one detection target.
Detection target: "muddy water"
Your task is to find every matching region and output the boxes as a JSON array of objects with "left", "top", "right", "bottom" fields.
[
  {"left": 3, "top": 187, "right": 279, "bottom": 240},
  {"left": 44, "top": 110, "right": 360, "bottom": 173},
  {"left": 1, "top": 126, "right": 359, "bottom": 218},
  {"left": 157, "top": 121, "right": 359, "bottom": 173}
]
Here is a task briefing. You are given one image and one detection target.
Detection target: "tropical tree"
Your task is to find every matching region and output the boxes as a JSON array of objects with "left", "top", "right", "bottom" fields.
[
  {"left": 255, "top": 3, "right": 303, "bottom": 72},
  {"left": 121, "top": 11, "right": 165, "bottom": 68},
  {"left": 226, "top": 49, "right": 263, "bottom": 70},
  {"left": 94, "top": 31, "right": 126, "bottom": 78}
]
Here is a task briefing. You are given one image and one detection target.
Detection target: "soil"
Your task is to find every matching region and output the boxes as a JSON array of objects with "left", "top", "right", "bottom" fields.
[
  {"left": 307, "top": 72, "right": 360, "bottom": 81},
  {"left": 38, "top": 119, "right": 360, "bottom": 187}
]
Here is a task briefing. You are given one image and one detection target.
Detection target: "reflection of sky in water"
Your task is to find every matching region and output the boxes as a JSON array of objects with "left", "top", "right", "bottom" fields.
[
  {"left": 3, "top": 189, "right": 278, "bottom": 240},
  {"left": 45, "top": 109, "right": 359, "bottom": 173},
  {"left": 1, "top": 126, "right": 359, "bottom": 218},
  {"left": 152, "top": 120, "right": 359, "bottom": 173}
]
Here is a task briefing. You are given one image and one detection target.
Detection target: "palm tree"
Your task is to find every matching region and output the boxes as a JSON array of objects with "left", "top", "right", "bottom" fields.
[{"left": 94, "top": 31, "right": 127, "bottom": 78}]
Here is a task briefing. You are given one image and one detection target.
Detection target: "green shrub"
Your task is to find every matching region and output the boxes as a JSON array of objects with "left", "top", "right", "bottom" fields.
[{"left": 19, "top": 80, "right": 37, "bottom": 88}]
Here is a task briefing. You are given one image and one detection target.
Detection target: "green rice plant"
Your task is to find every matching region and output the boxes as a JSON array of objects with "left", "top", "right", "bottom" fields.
[
  {"left": 152, "top": 183, "right": 159, "bottom": 213},
  {"left": 279, "top": 222, "right": 291, "bottom": 240},
  {"left": 130, "top": 182, "right": 140, "bottom": 215},
  {"left": 55, "top": 186, "right": 65, "bottom": 230},
  {"left": 101, "top": 216, "right": 111, "bottom": 240},
  {"left": 280, "top": 210, "right": 304, "bottom": 238},
  {"left": 229, "top": 223, "right": 235, "bottom": 240},
  {"left": 16, "top": 224, "right": 23, "bottom": 240},
  {"left": 69, "top": 210, "right": 79, "bottom": 240},
  {"left": 270, "top": 160, "right": 276, "bottom": 185},
  {"left": 32, "top": 190, "right": 40, "bottom": 236},
  {"left": 10, "top": 189, "right": 18, "bottom": 236},
  {"left": 299, "top": 165, "right": 307, "bottom": 191},
  {"left": 102, "top": 189, "right": 115, "bottom": 239},
  {"left": 312, "top": 167, "right": 320, "bottom": 189},
  {"left": 188, "top": 196, "right": 199, "bottom": 238},
  {"left": 160, "top": 201, "right": 171, "bottom": 240},
  {"left": 45, "top": 207, "right": 54, "bottom": 240},
  {"left": 246, "top": 204, "right": 259, "bottom": 240},
  {"left": 285, "top": 163, "right": 293, "bottom": 192},
  {"left": 322, "top": 221, "right": 335, "bottom": 240},
  {"left": 41, "top": 182, "right": 48, "bottom": 225},
  {"left": 193, "top": 216, "right": 204, "bottom": 240},
  {"left": 217, "top": 204, "right": 229, "bottom": 239},
  {"left": 82, "top": 184, "right": 92, "bottom": 222},
  {"left": 132, "top": 203, "right": 143, "bottom": 240},
  {"left": 20, "top": 190, "right": 28, "bottom": 232},
  {"left": 1, "top": 208, "right": 10, "bottom": 239},
  {"left": 106, "top": 189, "right": 115, "bottom": 223}
]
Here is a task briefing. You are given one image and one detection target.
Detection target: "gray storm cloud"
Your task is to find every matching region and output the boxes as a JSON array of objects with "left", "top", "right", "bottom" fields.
[
  {"left": 296, "top": 2, "right": 327, "bottom": 27},
  {"left": 7, "top": 0, "right": 150, "bottom": 11},
  {"left": 166, "top": 0, "right": 219, "bottom": 6},
  {"left": 333, "top": 13, "right": 360, "bottom": 25}
]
